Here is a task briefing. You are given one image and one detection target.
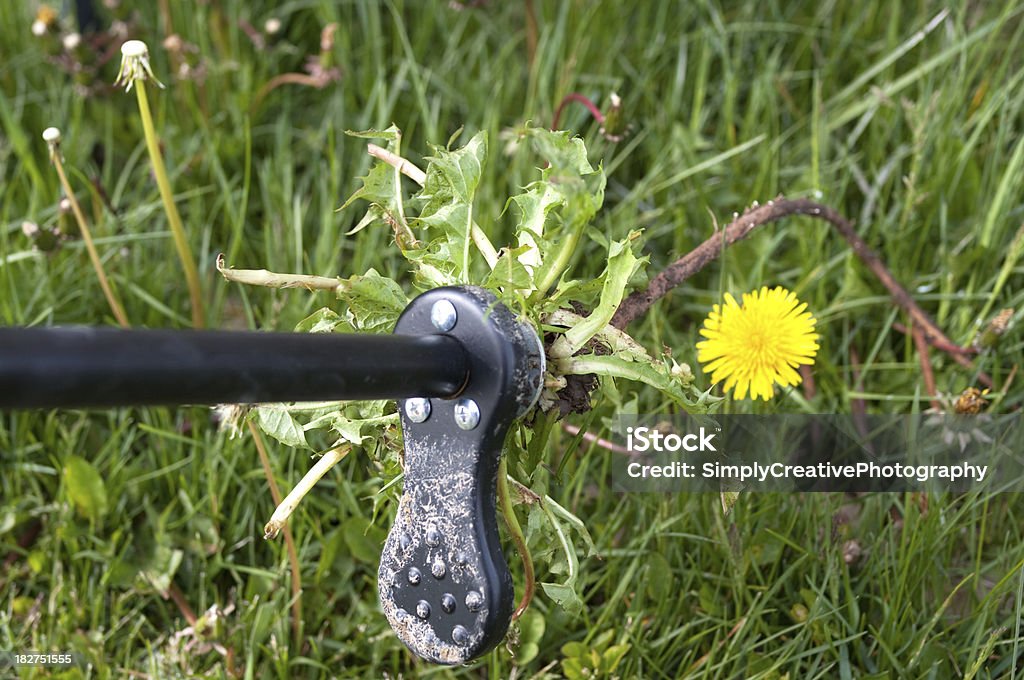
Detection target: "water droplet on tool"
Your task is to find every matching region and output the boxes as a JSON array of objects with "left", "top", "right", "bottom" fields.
[
  {"left": 396, "top": 608, "right": 408, "bottom": 621},
  {"left": 454, "top": 551, "right": 468, "bottom": 565},
  {"left": 465, "top": 590, "right": 483, "bottom": 611},
  {"left": 441, "top": 593, "right": 456, "bottom": 613},
  {"left": 426, "top": 527, "right": 440, "bottom": 546},
  {"left": 399, "top": 533, "right": 411, "bottom": 550},
  {"left": 432, "top": 559, "right": 446, "bottom": 579},
  {"left": 452, "top": 625, "right": 470, "bottom": 645},
  {"left": 416, "top": 600, "right": 431, "bottom": 619},
  {"left": 408, "top": 567, "right": 422, "bottom": 585}
]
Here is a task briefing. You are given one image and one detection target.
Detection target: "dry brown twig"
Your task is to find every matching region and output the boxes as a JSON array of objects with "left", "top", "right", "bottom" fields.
[{"left": 911, "top": 325, "right": 942, "bottom": 410}]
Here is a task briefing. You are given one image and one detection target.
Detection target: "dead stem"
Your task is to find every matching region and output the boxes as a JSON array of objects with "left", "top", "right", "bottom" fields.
[
  {"left": 165, "top": 582, "right": 198, "bottom": 627},
  {"left": 524, "top": 0, "right": 538, "bottom": 68},
  {"left": 561, "top": 422, "right": 630, "bottom": 455},
  {"left": 893, "top": 322, "right": 992, "bottom": 388},
  {"left": 216, "top": 254, "right": 342, "bottom": 292},
  {"left": 367, "top": 143, "right": 426, "bottom": 185},
  {"left": 47, "top": 136, "right": 130, "bottom": 328},
  {"left": 248, "top": 421, "right": 303, "bottom": 644},
  {"left": 265, "top": 446, "right": 350, "bottom": 539},
  {"left": 911, "top": 325, "right": 942, "bottom": 410},
  {"left": 799, "top": 365, "right": 817, "bottom": 401}
]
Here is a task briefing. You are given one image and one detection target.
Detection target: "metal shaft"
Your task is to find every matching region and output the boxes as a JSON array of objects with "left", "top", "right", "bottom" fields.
[{"left": 0, "top": 327, "right": 468, "bottom": 409}]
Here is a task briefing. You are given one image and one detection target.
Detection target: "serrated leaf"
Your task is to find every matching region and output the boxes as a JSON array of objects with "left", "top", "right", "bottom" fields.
[
  {"left": 339, "top": 125, "right": 411, "bottom": 240},
  {"left": 507, "top": 183, "right": 563, "bottom": 280},
  {"left": 254, "top": 406, "right": 310, "bottom": 449},
  {"left": 63, "top": 456, "right": 108, "bottom": 519},
  {"left": 295, "top": 307, "right": 345, "bottom": 334},
  {"left": 519, "top": 128, "right": 606, "bottom": 293},
  {"left": 420, "top": 131, "right": 486, "bottom": 205},
  {"left": 341, "top": 164, "right": 399, "bottom": 236},
  {"left": 330, "top": 415, "right": 366, "bottom": 446},
  {"left": 524, "top": 127, "right": 595, "bottom": 176},
  {"left": 721, "top": 490, "right": 741, "bottom": 515},
  {"left": 485, "top": 245, "right": 533, "bottom": 290},
  {"left": 338, "top": 269, "right": 407, "bottom": 332},
  {"left": 414, "top": 131, "right": 487, "bottom": 279},
  {"left": 344, "top": 127, "right": 400, "bottom": 142},
  {"left": 541, "top": 582, "right": 584, "bottom": 615}
]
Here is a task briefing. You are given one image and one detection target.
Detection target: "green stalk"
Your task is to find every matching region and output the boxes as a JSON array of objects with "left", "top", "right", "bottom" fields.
[
  {"left": 497, "top": 457, "right": 535, "bottom": 619},
  {"left": 535, "top": 220, "right": 585, "bottom": 294},
  {"left": 50, "top": 149, "right": 130, "bottom": 328},
  {"left": 134, "top": 82, "right": 205, "bottom": 328}
]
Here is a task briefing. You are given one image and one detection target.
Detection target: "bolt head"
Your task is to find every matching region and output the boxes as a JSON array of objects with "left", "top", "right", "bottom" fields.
[
  {"left": 454, "top": 399, "right": 480, "bottom": 430},
  {"left": 430, "top": 299, "right": 457, "bottom": 332},
  {"left": 404, "top": 398, "right": 431, "bottom": 423}
]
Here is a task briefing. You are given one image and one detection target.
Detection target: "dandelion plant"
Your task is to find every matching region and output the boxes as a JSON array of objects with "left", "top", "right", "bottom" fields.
[{"left": 116, "top": 39, "right": 205, "bottom": 328}]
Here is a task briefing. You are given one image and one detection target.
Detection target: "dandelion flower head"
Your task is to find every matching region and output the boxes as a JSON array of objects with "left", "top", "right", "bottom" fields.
[{"left": 696, "top": 286, "right": 819, "bottom": 400}]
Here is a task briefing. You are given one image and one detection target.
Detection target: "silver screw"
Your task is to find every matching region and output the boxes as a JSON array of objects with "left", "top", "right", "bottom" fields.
[
  {"left": 454, "top": 398, "right": 480, "bottom": 430},
  {"left": 405, "top": 398, "right": 431, "bottom": 423},
  {"left": 430, "top": 299, "right": 457, "bottom": 332}
]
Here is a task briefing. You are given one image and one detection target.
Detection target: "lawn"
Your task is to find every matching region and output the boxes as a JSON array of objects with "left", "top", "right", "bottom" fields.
[{"left": 2, "top": 1, "right": 1024, "bottom": 678}]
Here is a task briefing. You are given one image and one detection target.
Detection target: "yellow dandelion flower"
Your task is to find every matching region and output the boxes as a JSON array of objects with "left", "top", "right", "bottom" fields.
[{"left": 696, "top": 286, "right": 819, "bottom": 400}]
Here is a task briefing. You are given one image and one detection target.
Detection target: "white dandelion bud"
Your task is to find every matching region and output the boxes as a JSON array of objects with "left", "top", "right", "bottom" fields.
[
  {"left": 31, "top": 19, "right": 48, "bottom": 37},
  {"left": 264, "top": 18, "right": 282, "bottom": 35},
  {"left": 114, "top": 39, "right": 164, "bottom": 91},
  {"left": 42, "top": 127, "right": 62, "bottom": 160},
  {"left": 62, "top": 32, "right": 82, "bottom": 51},
  {"left": 42, "top": 126, "right": 62, "bottom": 145}
]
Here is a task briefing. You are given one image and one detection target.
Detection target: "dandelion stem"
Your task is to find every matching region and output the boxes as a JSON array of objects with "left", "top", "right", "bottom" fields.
[
  {"left": 216, "top": 254, "right": 343, "bottom": 292},
  {"left": 551, "top": 93, "right": 605, "bottom": 131},
  {"left": 264, "top": 445, "right": 350, "bottom": 540},
  {"left": 134, "top": 81, "right": 205, "bottom": 328},
  {"left": 497, "top": 457, "right": 534, "bottom": 619},
  {"left": 49, "top": 151, "right": 130, "bottom": 328}
]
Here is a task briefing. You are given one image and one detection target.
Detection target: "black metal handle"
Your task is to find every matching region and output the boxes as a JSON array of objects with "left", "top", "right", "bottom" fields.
[{"left": 0, "top": 327, "right": 468, "bottom": 409}]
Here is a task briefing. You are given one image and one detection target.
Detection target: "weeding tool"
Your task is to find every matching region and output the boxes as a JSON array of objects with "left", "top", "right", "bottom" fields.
[{"left": 0, "top": 285, "right": 545, "bottom": 665}]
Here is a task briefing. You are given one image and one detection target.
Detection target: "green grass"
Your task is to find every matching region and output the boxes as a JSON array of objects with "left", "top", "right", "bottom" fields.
[{"left": 2, "top": 0, "right": 1024, "bottom": 677}]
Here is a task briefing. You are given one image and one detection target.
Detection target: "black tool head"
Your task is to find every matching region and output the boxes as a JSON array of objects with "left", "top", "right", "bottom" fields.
[{"left": 378, "top": 286, "right": 544, "bottom": 664}]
